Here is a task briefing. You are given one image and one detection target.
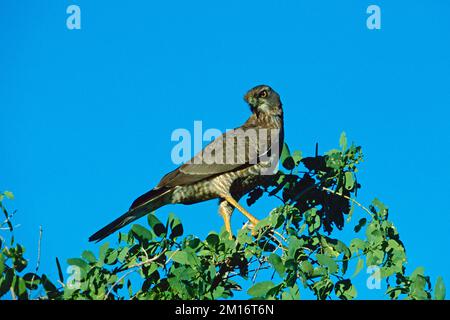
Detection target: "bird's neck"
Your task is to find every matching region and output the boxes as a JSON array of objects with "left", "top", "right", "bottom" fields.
[{"left": 246, "top": 107, "right": 284, "bottom": 129}]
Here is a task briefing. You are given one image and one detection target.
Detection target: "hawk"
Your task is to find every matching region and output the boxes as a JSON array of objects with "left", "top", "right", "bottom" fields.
[{"left": 89, "top": 85, "right": 284, "bottom": 242}]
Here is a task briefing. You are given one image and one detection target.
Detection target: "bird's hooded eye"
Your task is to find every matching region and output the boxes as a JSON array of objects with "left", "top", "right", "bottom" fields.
[{"left": 258, "top": 90, "right": 268, "bottom": 98}]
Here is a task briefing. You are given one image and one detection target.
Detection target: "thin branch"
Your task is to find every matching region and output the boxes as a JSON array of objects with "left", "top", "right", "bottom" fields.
[
  {"left": 226, "top": 266, "right": 271, "bottom": 280},
  {"left": 105, "top": 268, "right": 136, "bottom": 300},
  {"left": 36, "top": 226, "right": 43, "bottom": 272},
  {"left": 251, "top": 257, "right": 268, "bottom": 283},
  {"left": 0, "top": 224, "right": 20, "bottom": 230},
  {"left": 105, "top": 249, "right": 168, "bottom": 300},
  {"left": 272, "top": 229, "right": 287, "bottom": 243},
  {"left": 164, "top": 249, "right": 179, "bottom": 265},
  {"left": 123, "top": 248, "right": 169, "bottom": 272},
  {"left": 31, "top": 226, "right": 43, "bottom": 289}
]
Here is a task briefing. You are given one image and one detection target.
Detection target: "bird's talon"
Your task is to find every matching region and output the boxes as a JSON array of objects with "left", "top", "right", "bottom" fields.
[{"left": 245, "top": 221, "right": 260, "bottom": 237}]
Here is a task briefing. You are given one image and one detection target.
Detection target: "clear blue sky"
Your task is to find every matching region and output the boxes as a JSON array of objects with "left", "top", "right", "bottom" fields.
[{"left": 1, "top": 0, "right": 449, "bottom": 299}]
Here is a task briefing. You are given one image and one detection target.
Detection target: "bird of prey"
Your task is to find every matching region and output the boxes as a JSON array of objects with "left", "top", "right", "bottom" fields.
[{"left": 89, "top": 85, "right": 284, "bottom": 242}]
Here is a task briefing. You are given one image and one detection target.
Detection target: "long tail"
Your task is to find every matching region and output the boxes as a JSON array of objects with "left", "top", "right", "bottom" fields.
[{"left": 89, "top": 187, "right": 173, "bottom": 242}]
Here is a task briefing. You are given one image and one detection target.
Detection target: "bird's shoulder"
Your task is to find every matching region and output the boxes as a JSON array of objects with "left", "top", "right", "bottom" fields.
[{"left": 155, "top": 122, "right": 262, "bottom": 188}]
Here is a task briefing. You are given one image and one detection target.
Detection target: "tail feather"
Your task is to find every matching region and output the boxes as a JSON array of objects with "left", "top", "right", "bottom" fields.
[{"left": 89, "top": 188, "right": 172, "bottom": 242}]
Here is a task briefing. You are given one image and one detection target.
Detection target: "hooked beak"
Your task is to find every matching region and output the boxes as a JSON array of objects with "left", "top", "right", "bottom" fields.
[{"left": 244, "top": 92, "right": 257, "bottom": 108}]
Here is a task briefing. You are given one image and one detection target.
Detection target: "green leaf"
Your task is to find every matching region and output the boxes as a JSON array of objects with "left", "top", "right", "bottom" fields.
[
  {"left": 312, "top": 278, "right": 334, "bottom": 300},
  {"left": 105, "top": 249, "right": 119, "bottom": 265},
  {"left": 287, "top": 236, "right": 302, "bottom": 259},
  {"left": 148, "top": 214, "right": 166, "bottom": 237},
  {"left": 300, "top": 260, "right": 314, "bottom": 276},
  {"left": 82, "top": 250, "right": 96, "bottom": 264},
  {"left": 305, "top": 209, "right": 321, "bottom": 233},
  {"left": 291, "top": 150, "right": 302, "bottom": 166},
  {"left": 434, "top": 276, "right": 446, "bottom": 300},
  {"left": 316, "top": 254, "right": 338, "bottom": 274},
  {"left": 288, "top": 284, "right": 300, "bottom": 300},
  {"left": 247, "top": 281, "right": 275, "bottom": 297},
  {"left": 98, "top": 242, "right": 110, "bottom": 265},
  {"left": 118, "top": 247, "right": 130, "bottom": 263},
  {"left": 354, "top": 218, "right": 367, "bottom": 233},
  {"left": 237, "top": 229, "right": 252, "bottom": 245},
  {"left": 23, "top": 273, "right": 40, "bottom": 290},
  {"left": 344, "top": 172, "right": 354, "bottom": 190},
  {"left": 320, "top": 237, "right": 344, "bottom": 258},
  {"left": 372, "top": 198, "right": 388, "bottom": 219},
  {"left": 366, "top": 221, "right": 383, "bottom": 244},
  {"left": 186, "top": 252, "right": 200, "bottom": 267},
  {"left": 280, "top": 143, "right": 295, "bottom": 170},
  {"left": 410, "top": 274, "right": 429, "bottom": 300},
  {"left": 350, "top": 238, "right": 366, "bottom": 253},
  {"left": 346, "top": 203, "right": 355, "bottom": 223},
  {"left": 67, "top": 258, "right": 88, "bottom": 271},
  {"left": 254, "top": 216, "right": 271, "bottom": 232},
  {"left": 366, "top": 249, "right": 384, "bottom": 266},
  {"left": 386, "top": 286, "right": 407, "bottom": 300},
  {"left": 269, "top": 210, "right": 285, "bottom": 229},
  {"left": 0, "top": 255, "right": 5, "bottom": 274},
  {"left": 206, "top": 233, "right": 220, "bottom": 247},
  {"left": 351, "top": 258, "right": 364, "bottom": 278},
  {"left": 0, "top": 268, "right": 14, "bottom": 297},
  {"left": 186, "top": 237, "right": 201, "bottom": 249},
  {"left": 168, "top": 213, "right": 183, "bottom": 239},
  {"left": 40, "top": 274, "right": 58, "bottom": 298},
  {"left": 339, "top": 132, "right": 348, "bottom": 151},
  {"left": 335, "top": 279, "right": 357, "bottom": 300},
  {"left": 411, "top": 266, "right": 425, "bottom": 278},
  {"left": 131, "top": 224, "right": 153, "bottom": 242},
  {"left": 268, "top": 253, "right": 285, "bottom": 277},
  {"left": 15, "top": 276, "right": 27, "bottom": 299},
  {"left": 168, "top": 251, "right": 189, "bottom": 265},
  {"left": 3, "top": 191, "right": 14, "bottom": 200}
]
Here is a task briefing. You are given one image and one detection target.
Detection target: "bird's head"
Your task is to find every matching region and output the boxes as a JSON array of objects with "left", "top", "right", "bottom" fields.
[{"left": 244, "top": 85, "right": 282, "bottom": 116}]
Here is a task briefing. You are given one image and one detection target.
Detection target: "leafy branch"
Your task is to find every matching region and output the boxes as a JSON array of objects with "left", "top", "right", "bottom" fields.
[{"left": 0, "top": 134, "right": 446, "bottom": 300}]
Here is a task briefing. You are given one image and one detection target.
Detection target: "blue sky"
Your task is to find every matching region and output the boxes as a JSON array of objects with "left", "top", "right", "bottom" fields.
[{"left": 1, "top": 0, "right": 449, "bottom": 299}]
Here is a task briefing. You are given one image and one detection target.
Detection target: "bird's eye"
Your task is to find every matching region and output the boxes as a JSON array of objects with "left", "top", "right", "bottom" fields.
[{"left": 259, "top": 90, "right": 268, "bottom": 98}]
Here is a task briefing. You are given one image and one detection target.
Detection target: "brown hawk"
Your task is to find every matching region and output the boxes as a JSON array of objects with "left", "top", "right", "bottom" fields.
[{"left": 89, "top": 85, "right": 284, "bottom": 242}]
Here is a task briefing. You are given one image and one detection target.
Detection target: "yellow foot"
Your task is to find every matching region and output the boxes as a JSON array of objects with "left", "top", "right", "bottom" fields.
[{"left": 245, "top": 221, "right": 260, "bottom": 237}]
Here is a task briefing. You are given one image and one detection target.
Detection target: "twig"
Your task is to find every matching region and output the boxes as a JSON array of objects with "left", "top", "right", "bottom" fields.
[
  {"left": 210, "top": 259, "right": 232, "bottom": 292},
  {"left": 106, "top": 268, "right": 136, "bottom": 300},
  {"left": 272, "top": 229, "right": 287, "bottom": 243},
  {"left": 0, "top": 224, "right": 20, "bottom": 230},
  {"left": 31, "top": 226, "right": 43, "bottom": 289},
  {"left": 245, "top": 221, "right": 287, "bottom": 252},
  {"left": 36, "top": 226, "right": 43, "bottom": 272},
  {"left": 105, "top": 249, "right": 167, "bottom": 300},
  {"left": 251, "top": 257, "right": 267, "bottom": 283},
  {"left": 164, "top": 249, "right": 179, "bottom": 265},
  {"left": 266, "top": 232, "right": 286, "bottom": 252},
  {"left": 226, "top": 266, "right": 271, "bottom": 280}
]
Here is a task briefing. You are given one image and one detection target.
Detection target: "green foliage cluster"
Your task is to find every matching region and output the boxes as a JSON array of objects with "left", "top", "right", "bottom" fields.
[
  {"left": 0, "top": 191, "right": 58, "bottom": 299},
  {"left": 0, "top": 134, "right": 446, "bottom": 300}
]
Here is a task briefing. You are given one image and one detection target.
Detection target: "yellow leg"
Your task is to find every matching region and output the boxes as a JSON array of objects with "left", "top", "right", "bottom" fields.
[
  {"left": 224, "top": 195, "right": 259, "bottom": 226},
  {"left": 219, "top": 203, "right": 233, "bottom": 240}
]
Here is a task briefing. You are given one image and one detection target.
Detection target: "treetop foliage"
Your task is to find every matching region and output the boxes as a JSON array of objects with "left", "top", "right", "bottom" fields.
[{"left": 0, "top": 133, "right": 446, "bottom": 300}]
